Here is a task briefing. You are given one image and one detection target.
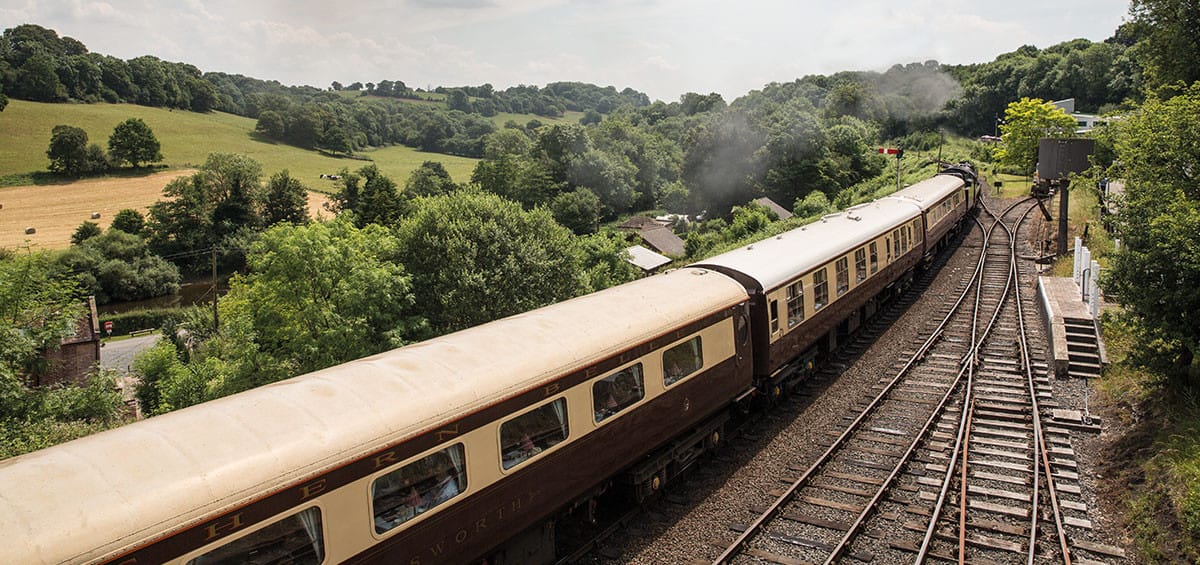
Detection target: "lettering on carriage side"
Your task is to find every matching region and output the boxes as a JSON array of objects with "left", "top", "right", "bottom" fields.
[
  {"left": 543, "top": 383, "right": 560, "bottom": 396},
  {"left": 373, "top": 450, "right": 399, "bottom": 469},
  {"left": 434, "top": 424, "right": 460, "bottom": 441},
  {"left": 410, "top": 489, "right": 541, "bottom": 564},
  {"left": 204, "top": 512, "right": 245, "bottom": 541},
  {"left": 300, "top": 478, "right": 327, "bottom": 500}
]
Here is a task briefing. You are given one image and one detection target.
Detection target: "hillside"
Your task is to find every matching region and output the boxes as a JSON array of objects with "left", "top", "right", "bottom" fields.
[{"left": 0, "top": 100, "right": 480, "bottom": 189}]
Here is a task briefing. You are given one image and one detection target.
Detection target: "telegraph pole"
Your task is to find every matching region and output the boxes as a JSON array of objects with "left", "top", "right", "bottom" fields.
[{"left": 211, "top": 247, "right": 219, "bottom": 334}]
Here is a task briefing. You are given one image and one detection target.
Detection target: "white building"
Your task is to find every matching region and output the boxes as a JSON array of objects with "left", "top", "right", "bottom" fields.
[{"left": 1051, "top": 98, "right": 1107, "bottom": 133}]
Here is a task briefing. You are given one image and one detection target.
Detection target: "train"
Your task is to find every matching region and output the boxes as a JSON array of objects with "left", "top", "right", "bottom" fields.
[{"left": 0, "top": 165, "right": 978, "bottom": 565}]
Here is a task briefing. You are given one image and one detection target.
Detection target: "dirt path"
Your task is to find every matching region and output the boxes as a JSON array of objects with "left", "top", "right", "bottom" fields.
[{"left": 0, "top": 170, "right": 334, "bottom": 250}]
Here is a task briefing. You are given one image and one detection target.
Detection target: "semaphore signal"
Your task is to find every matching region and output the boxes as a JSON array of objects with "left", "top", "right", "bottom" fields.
[{"left": 878, "top": 147, "right": 904, "bottom": 190}]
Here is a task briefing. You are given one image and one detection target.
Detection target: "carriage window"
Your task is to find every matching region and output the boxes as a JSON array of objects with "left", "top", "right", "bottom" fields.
[
  {"left": 855, "top": 248, "right": 867, "bottom": 283},
  {"left": 869, "top": 242, "right": 878, "bottom": 274},
  {"left": 501, "top": 399, "right": 568, "bottom": 470},
  {"left": 663, "top": 337, "right": 703, "bottom": 386},
  {"left": 594, "top": 364, "right": 645, "bottom": 423},
  {"left": 769, "top": 299, "right": 779, "bottom": 333},
  {"left": 188, "top": 507, "right": 324, "bottom": 565},
  {"left": 786, "top": 281, "right": 804, "bottom": 327},
  {"left": 813, "top": 268, "right": 828, "bottom": 310},
  {"left": 836, "top": 257, "right": 849, "bottom": 296},
  {"left": 886, "top": 238, "right": 892, "bottom": 262},
  {"left": 371, "top": 444, "right": 466, "bottom": 534},
  {"left": 913, "top": 220, "right": 923, "bottom": 242}
]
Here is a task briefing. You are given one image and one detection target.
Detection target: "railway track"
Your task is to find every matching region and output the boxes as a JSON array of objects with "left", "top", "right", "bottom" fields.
[
  {"left": 707, "top": 195, "right": 1080, "bottom": 564},
  {"left": 568, "top": 195, "right": 1127, "bottom": 565}
]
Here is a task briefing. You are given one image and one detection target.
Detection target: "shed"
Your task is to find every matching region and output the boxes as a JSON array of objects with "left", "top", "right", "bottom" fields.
[
  {"left": 752, "top": 197, "right": 793, "bottom": 220},
  {"left": 624, "top": 245, "right": 672, "bottom": 273},
  {"left": 638, "top": 225, "right": 686, "bottom": 257},
  {"left": 617, "top": 215, "right": 665, "bottom": 230},
  {"left": 37, "top": 296, "right": 101, "bottom": 387}
]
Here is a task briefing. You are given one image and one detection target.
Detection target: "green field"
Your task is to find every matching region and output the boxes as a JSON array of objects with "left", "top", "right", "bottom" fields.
[{"left": 0, "top": 100, "right": 480, "bottom": 189}]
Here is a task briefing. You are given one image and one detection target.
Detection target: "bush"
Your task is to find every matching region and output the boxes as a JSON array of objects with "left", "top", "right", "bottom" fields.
[
  {"left": 111, "top": 209, "right": 146, "bottom": 235},
  {"left": 56, "top": 230, "right": 180, "bottom": 304},
  {"left": 71, "top": 221, "right": 102, "bottom": 245},
  {"left": 132, "top": 339, "right": 186, "bottom": 416}
]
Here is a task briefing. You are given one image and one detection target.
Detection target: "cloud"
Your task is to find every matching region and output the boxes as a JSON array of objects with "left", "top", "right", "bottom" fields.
[
  {"left": 3, "top": 0, "right": 1130, "bottom": 101},
  {"left": 408, "top": 0, "right": 495, "bottom": 8},
  {"left": 642, "top": 55, "right": 677, "bottom": 72}
]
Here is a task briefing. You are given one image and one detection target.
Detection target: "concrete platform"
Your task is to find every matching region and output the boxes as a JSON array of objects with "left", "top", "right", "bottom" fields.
[{"left": 1037, "top": 276, "right": 1107, "bottom": 377}]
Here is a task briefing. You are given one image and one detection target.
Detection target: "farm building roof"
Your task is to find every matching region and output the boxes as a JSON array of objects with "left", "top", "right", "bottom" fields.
[{"left": 624, "top": 245, "right": 672, "bottom": 272}]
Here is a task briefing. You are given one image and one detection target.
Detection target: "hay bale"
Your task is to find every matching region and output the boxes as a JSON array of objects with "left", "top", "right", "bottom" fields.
[
  {"left": 90, "top": 212, "right": 101, "bottom": 219},
  {"left": 24, "top": 227, "right": 36, "bottom": 235}
]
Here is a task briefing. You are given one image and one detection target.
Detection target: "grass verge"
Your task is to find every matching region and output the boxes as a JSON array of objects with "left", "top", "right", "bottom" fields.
[{"left": 1096, "top": 311, "right": 1200, "bottom": 562}]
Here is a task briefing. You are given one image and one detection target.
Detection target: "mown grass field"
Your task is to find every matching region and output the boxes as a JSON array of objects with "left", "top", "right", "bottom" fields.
[{"left": 0, "top": 100, "right": 480, "bottom": 188}]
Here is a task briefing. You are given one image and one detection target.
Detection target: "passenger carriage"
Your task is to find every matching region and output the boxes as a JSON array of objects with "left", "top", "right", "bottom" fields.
[
  {"left": 0, "top": 268, "right": 751, "bottom": 565},
  {"left": 692, "top": 198, "right": 926, "bottom": 394}
]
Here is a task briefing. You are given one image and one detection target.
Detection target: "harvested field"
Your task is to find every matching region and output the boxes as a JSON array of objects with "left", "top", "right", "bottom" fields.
[{"left": 0, "top": 170, "right": 334, "bottom": 250}]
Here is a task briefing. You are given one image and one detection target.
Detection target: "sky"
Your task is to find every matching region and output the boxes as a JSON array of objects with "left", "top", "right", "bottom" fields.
[{"left": 0, "top": 0, "right": 1133, "bottom": 102}]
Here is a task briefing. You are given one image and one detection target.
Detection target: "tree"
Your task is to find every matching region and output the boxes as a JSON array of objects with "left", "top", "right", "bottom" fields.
[
  {"left": 207, "top": 153, "right": 263, "bottom": 238},
  {"left": 205, "top": 218, "right": 425, "bottom": 392},
  {"left": 330, "top": 81, "right": 343, "bottom": 91},
  {"left": 110, "top": 208, "right": 145, "bottom": 235},
  {"left": 446, "top": 89, "right": 471, "bottom": 112},
  {"left": 262, "top": 170, "right": 309, "bottom": 226},
  {"left": 107, "top": 118, "right": 162, "bottom": 168},
  {"left": 996, "top": 97, "right": 1077, "bottom": 175},
  {"left": 131, "top": 339, "right": 188, "bottom": 416},
  {"left": 56, "top": 229, "right": 181, "bottom": 304},
  {"left": 46, "top": 125, "right": 90, "bottom": 176},
  {"left": 83, "top": 143, "right": 108, "bottom": 172},
  {"left": 578, "top": 230, "right": 640, "bottom": 290},
  {"left": 1130, "top": 0, "right": 1200, "bottom": 88},
  {"left": 255, "top": 110, "right": 286, "bottom": 140},
  {"left": 566, "top": 150, "right": 638, "bottom": 215},
  {"left": 550, "top": 188, "right": 602, "bottom": 234},
  {"left": 330, "top": 164, "right": 403, "bottom": 227},
  {"left": 70, "top": 221, "right": 101, "bottom": 245},
  {"left": 1104, "top": 85, "right": 1200, "bottom": 385},
  {"left": 14, "top": 52, "right": 67, "bottom": 102},
  {"left": 405, "top": 161, "right": 457, "bottom": 197},
  {"left": 321, "top": 125, "right": 352, "bottom": 155},
  {"left": 394, "top": 191, "right": 590, "bottom": 334},
  {"left": 145, "top": 153, "right": 263, "bottom": 269},
  {"left": 0, "top": 251, "right": 84, "bottom": 380},
  {"left": 794, "top": 190, "right": 833, "bottom": 217},
  {"left": 580, "top": 109, "right": 602, "bottom": 125}
]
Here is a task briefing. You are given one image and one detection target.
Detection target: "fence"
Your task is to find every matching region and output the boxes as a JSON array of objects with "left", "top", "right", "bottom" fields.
[{"left": 1073, "top": 236, "right": 1118, "bottom": 316}]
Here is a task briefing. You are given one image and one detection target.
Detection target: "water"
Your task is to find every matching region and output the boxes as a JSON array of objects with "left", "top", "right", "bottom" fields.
[{"left": 98, "top": 281, "right": 225, "bottom": 315}]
